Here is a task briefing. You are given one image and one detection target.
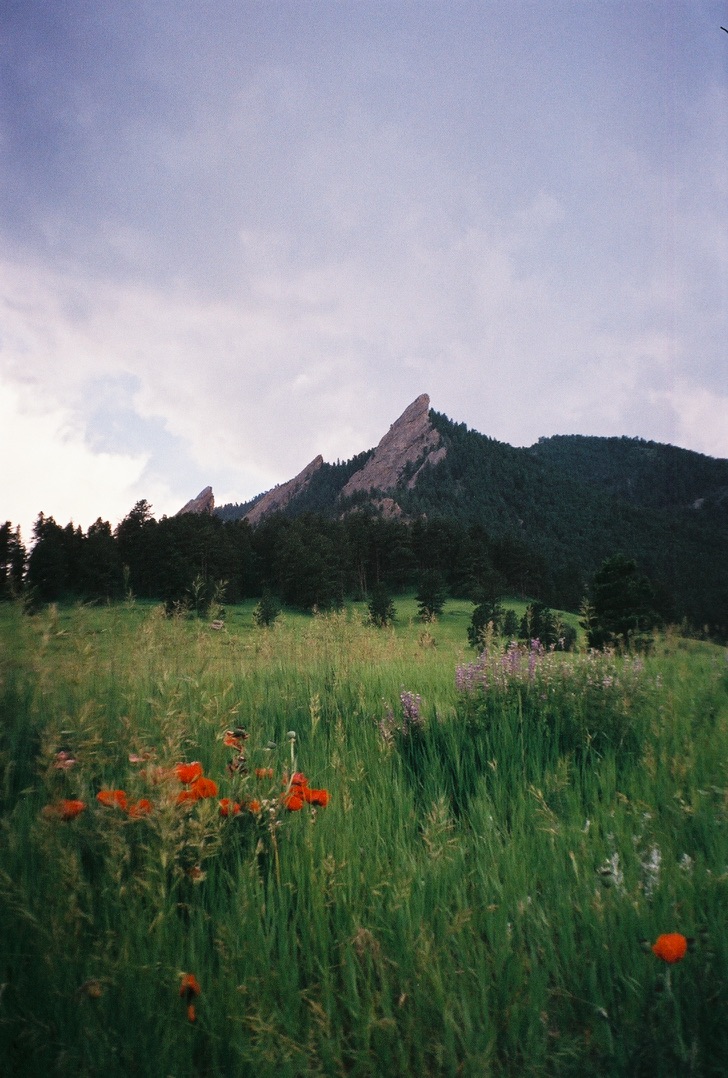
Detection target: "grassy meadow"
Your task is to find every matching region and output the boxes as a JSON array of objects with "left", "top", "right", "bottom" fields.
[{"left": 0, "top": 596, "right": 726, "bottom": 1076}]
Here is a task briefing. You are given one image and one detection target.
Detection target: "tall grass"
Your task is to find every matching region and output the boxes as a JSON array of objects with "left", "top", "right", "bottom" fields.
[{"left": 0, "top": 601, "right": 726, "bottom": 1076}]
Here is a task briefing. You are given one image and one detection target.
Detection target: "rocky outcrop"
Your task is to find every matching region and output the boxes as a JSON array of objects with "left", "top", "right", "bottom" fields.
[
  {"left": 340, "top": 394, "right": 445, "bottom": 499},
  {"left": 177, "top": 486, "right": 215, "bottom": 515},
  {"left": 244, "top": 456, "right": 324, "bottom": 525}
]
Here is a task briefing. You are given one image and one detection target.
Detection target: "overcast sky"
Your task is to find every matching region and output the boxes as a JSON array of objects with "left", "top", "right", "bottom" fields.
[{"left": 2, "top": 0, "right": 727, "bottom": 542}]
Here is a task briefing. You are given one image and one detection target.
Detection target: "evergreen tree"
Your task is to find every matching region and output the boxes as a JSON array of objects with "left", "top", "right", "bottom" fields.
[
  {"left": 368, "top": 583, "right": 396, "bottom": 627},
  {"left": 0, "top": 523, "right": 25, "bottom": 600},
  {"left": 467, "top": 598, "right": 505, "bottom": 649},
  {"left": 253, "top": 588, "right": 281, "bottom": 627},
  {"left": 588, "top": 554, "right": 659, "bottom": 649},
  {"left": 502, "top": 608, "right": 519, "bottom": 639},
  {"left": 416, "top": 568, "right": 447, "bottom": 622},
  {"left": 519, "top": 601, "right": 559, "bottom": 648},
  {"left": 26, "top": 515, "right": 70, "bottom": 602}
]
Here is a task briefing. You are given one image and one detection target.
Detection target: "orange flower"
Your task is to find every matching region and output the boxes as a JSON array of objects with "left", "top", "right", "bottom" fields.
[
  {"left": 290, "top": 772, "right": 309, "bottom": 788},
  {"left": 191, "top": 776, "right": 218, "bottom": 799},
  {"left": 176, "top": 776, "right": 218, "bottom": 805},
  {"left": 218, "top": 798, "right": 241, "bottom": 816},
  {"left": 46, "top": 799, "right": 86, "bottom": 820},
  {"left": 652, "top": 933, "right": 688, "bottom": 964},
  {"left": 96, "top": 789, "right": 128, "bottom": 810},
  {"left": 304, "top": 788, "right": 330, "bottom": 807},
  {"left": 283, "top": 791, "right": 304, "bottom": 811},
  {"left": 180, "top": 973, "right": 201, "bottom": 1023},
  {"left": 175, "top": 762, "right": 203, "bottom": 785},
  {"left": 126, "top": 798, "right": 153, "bottom": 818},
  {"left": 247, "top": 799, "right": 261, "bottom": 814},
  {"left": 223, "top": 728, "right": 248, "bottom": 749},
  {"left": 255, "top": 767, "right": 274, "bottom": 780}
]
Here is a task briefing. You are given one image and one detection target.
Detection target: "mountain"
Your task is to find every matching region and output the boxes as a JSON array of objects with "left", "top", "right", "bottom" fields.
[
  {"left": 207, "top": 394, "right": 727, "bottom": 627},
  {"left": 339, "top": 393, "right": 446, "bottom": 499},
  {"left": 177, "top": 486, "right": 215, "bottom": 516}
]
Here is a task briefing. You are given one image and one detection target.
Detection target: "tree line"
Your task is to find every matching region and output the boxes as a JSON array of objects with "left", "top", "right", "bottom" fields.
[{"left": 0, "top": 502, "right": 683, "bottom": 649}]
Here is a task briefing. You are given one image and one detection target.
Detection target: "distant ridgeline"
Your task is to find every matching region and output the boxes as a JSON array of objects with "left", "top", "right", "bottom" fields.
[{"left": 7, "top": 395, "right": 728, "bottom": 638}]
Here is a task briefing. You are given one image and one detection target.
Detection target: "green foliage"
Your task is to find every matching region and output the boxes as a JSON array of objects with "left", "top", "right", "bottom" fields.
[
  {"left": 367, "top": 583, "right": 396, "bottom": 627},
  {"left": 588, "top": 554, "right": 661, "bottom": 650},
  {"left": 518, "top": 600, "right": 577, "bottom": 650},
  {"left": 253, "top": 587, "right": 281, "bottom": 627},
  {"left": 415, "top": 568, "right": 447, "bottom": 622},
  {"left": 0, "top": 522, "right": 26, "bottom": 600},
  {"left": 468, "top": 598, "right": 505, "bottom": 649},
  {"left": 502, "top": 608, "right": 519, "bottom": 638}
]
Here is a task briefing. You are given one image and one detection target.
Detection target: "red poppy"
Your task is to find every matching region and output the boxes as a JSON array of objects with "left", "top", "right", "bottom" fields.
[
  {"left": 45, "top": 799, "right": 86, "bottom": 820},
  {"left": 180, "top": 973, "right": 201, "bottom": 1023},
  {"left": 304, "top": 788, "right": 330, "bottom": 807},
  {"left": 218, "top": 798, "right": 241, "bottom": 816},
  {"left": 652, "top": 933, "right": 688, "bottom": 964},
  {"left": 290, "top": 772, "right": 309, "bottom": 788},
  {"left": 96, "top": 789, "right": 128, "bottom": 810},
  {"left": 126, "top": 798, "right": 153, "bottom": 818},
  {"left": 223, "top": 728, "right": 248, "bottom": 749},
  {"left": 191, "top": 776, "right": 218, "bottom": 799},
  {"left": 174, "top": 762, "right": 203, "bottom": 785}
]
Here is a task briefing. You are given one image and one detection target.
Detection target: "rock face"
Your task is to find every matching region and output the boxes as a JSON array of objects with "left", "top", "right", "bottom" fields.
[
  {"left": 244, "top": 456, "right": 324, "bottom": 525},
  {"left": 177, "top": 486, "right": 215, "bottom": 516},
  {"left": 340, "top": 394, "right": 445, "bottom": 499}
]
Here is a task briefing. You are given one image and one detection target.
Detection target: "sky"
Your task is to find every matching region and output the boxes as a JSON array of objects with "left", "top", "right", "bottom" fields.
[{"left": 2, "top": 0, "right": 727, "bottom": 543}]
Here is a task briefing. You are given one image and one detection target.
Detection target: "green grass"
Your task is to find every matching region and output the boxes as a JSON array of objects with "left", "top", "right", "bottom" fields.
[{"left": 0, "top": 599, "right": 726, "bottom": 1076}]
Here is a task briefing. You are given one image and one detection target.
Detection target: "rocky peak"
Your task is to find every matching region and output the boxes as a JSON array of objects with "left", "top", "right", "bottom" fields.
[
  {"left": 244, "top": 456, "right": 324, "bottom": 525},
  {"left": 177, "top": 486, "right": 215, "bottom": 516},
  {"left": 340, "top": 394, "right": 446, "bottom": 499}
]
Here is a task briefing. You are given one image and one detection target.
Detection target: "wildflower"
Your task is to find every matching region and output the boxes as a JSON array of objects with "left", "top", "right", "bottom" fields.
[
  {"left": 640, "top": 845, "right": 662, "bottom": 896},
  {"left": 179, "top": 973, "right": 201, "bottom": 1023},
  {"left": 53, "top": 749, "right": 77, "bottom": 770},
  {"left": 174, "top": 762, "right": 203, "bottom": 785},
  {"left": 255, "top": 767, "right": 274, "bottom": 780},
  {"left": 223, "top": 728, "right": 248, "bottom": 749},
  {"left": 283, "top": 791, "right": 304, "bottom": 811},
  {"left": 303, "top": 788, "right": 330, "bottom": 807},
  {"left": 96, "top": 789, "right": 128, "bottom": 810},
  {"left": 226, "top": 753, "right": 248, "bottom": 776},
  {"left": 290, "top": 772, "right": 309, "bottom": 788},
  {"left": 126, "top": 798, "right": 153, "bottom": 818},
  {"left": 191, "top": 776, "right": 218, "bottom": 799},
  {"left": 598, "top": 852, "right": 624, "bottom": 891},
  {"left": 652, "top": 933, "right": 688, "bottom": 964},
  {"left": 218, "top": 798, "right": 241, "bottom": 816},
  {"left": 43, "top": 799, "right": 87, "bottom": 820},
  {"left": 400, "top": 691, "right": 423, "bottom": 732},
  {"left": 177, "top": 776, "right": 218, "bottom": 805},
  {"left": 128, "top": 751, "right": 153, "bottom": 764},
  {"left": 247, "top": 799, "right": 261, "bottom": 814}
]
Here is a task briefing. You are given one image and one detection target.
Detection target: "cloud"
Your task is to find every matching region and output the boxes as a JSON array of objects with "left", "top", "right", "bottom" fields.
[{"left": 0, "top": 380, "right": 155, "bottom": 544}]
